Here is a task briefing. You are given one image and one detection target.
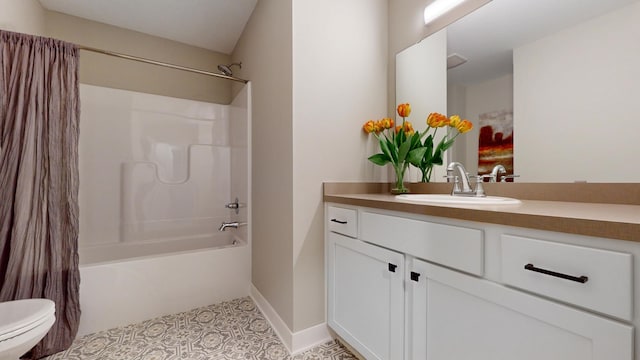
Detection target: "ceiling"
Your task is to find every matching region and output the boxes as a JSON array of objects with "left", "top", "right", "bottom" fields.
[
  {"left": 38, "top": 0, "right": 258, "bottom": 54},
  {"left": 446, "top": 0, "right": 639, "bottom": 85},
  {"left": 37, "top": 0, "right": 637, "bottom": 72}
]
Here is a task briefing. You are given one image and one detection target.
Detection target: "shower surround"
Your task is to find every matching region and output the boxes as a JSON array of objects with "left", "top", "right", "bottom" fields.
[{"left": 76, "top": 84, "right": 251, "bottom": 336}]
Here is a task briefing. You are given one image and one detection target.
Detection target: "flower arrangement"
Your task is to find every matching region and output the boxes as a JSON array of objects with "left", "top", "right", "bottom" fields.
[
  {"left": 418, "top": 112, "right": 473, "bottom": 182},
  {"left": 362, "top": 103, "right": 427, "bottom": 193},
  {"left": 363, "top": 103, "right": 473, "bottom": 191}
]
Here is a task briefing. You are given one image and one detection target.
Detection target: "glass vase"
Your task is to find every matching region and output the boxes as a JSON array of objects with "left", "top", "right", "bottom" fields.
[{"left": 391, "top": 162, "right": 409, "bottom": 194}]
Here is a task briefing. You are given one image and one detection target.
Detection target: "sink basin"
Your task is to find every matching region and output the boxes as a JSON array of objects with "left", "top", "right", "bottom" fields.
[{"left": 395, "top": 194, "right": 521, "bottom": 205}]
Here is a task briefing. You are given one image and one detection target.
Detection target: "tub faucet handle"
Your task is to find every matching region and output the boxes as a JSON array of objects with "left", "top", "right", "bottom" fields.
[{"left": 225, "top": 197, "right": 244, "bottom": 214}]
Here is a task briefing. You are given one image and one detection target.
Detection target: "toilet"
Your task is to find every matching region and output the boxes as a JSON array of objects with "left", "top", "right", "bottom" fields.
[{"left": 0, "top": 299, "right": 56, "bottom": 360}]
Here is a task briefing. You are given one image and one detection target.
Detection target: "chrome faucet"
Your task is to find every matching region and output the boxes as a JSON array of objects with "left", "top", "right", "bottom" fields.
[
  {"left": 488, "top": 164, "right": 520, "bottom": 182},
  {"left": 446, "top": 162, "right": 486, "bottom": 197},
  {"left": 490, "top": 165, "right": 506, "bottom": 183},
  {"left": 447, "top": 162, "right": 473, "bottom": 193},
  {"left": 218, "top": 221, "right": 246, "bottom": 231}
]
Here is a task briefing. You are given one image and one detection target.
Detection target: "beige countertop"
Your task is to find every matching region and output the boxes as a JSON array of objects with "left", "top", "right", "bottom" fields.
[{"left": 324, "top": 183, "right": 640, "bottom": 242}]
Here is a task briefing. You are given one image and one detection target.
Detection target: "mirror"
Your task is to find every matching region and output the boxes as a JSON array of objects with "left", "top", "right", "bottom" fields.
[{"left": 397, "top": 0, "right": 640, "bottom": 182}]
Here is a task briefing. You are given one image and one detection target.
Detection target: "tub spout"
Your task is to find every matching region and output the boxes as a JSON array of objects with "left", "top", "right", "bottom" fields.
[{"left": 218, "top": 221, "right": 246, "bottom": 231}]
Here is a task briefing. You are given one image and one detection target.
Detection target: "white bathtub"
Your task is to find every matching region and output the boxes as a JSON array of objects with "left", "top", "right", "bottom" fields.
[
  {"left": 77, "top": 234, "right": 250, "bottom": 336},
  {"left": 76, "top": 84, "right": 252, "bottom": 337}
]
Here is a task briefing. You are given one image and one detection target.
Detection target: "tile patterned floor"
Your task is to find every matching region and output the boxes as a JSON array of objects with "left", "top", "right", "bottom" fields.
[{"left": 44, "top": 297, "right": 357, "bottom": 360}]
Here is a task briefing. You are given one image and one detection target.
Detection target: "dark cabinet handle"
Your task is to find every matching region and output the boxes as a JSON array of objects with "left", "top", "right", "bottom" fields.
[
  {"left": 330, "top": 218, "right": 347, "bottom": 224},
  {"left": 524, "top": 263, "right": 588, "bottom": 283},
  {"left": 388, "top": 263, "right": 397, "bottom": 273},
  {"left": 410, "top": 271, "right": 420, "bottom": 282}
]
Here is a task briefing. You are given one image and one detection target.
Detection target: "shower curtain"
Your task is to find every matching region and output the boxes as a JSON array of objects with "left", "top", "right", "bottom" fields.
[{"left": 0, "top": 30, "right": 81, "bottom": 359}]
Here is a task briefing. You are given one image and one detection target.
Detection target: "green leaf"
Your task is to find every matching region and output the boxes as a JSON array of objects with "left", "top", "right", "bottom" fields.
[
  {"left": 421, "top": 135, "right": 434, "bottom": 165},
  {"left": 397, "top": 138, "right": 411, "bottom": 164},
  {"left": 410, "top": 132, "right": 422, "bottom": 149},
  {"left": 407, "top": 147, "right": 428, "bottom": 167},
  {"left": 431, "top": 148, "right": 444, "bottom": 165},
  {"left": 368, "top": 153, "right": 390, "bottom": 166},
  {"left": 379, "top": 138, "right": 394, "bottom": 162},
  {"left": 386, "top": 137, "right": 399, "bottom": 162},
  {"left": 394, "top": 131, "right": 402, "bottom": 148},
  {"left": 423, "top": 134, "right": 434, "bottom": 148},
  {"left": 422, "top": 149, "right": 432, "bottom": 164}
]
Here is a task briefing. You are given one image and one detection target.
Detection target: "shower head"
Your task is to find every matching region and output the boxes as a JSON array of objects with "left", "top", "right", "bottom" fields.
[{"left": 217, "top": 62, "right": 242, "bottom": 77}]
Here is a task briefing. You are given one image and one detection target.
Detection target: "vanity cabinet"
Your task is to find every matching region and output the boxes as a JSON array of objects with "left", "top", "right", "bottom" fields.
[
  {"left": 327, "top": 232, "right": 404, "bottom": 359},
  {"left": 408, "top": 257, "right": 632, "bottom": 359},
  {"left": 325, "top": 204, "right": 634, "bottom": 360}
]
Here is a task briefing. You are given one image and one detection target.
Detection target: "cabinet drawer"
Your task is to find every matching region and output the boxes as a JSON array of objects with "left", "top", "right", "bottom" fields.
[
  {"left": 360, "top": 211, "right": 484, "bottom": 276},
  {"left": 501, "top": 234, "right": 633, "bottom": 320},
  {"left": 327, "top": 206, "right": 357, "bottom": 238},
  {"left": 422, "top": 260, "right": 633, "bottom": 360}
]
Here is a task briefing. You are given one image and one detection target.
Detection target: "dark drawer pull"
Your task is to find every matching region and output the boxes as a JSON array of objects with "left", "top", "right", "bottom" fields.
[
  {"left": 330, "top": 218, "right": 348, "bottom": 224},
  {"left": 388, "top": 263, "right": 397, "bottom": 273},
  {"left": 524, "top": 263, "right": 588, "bottom": 283},
  {"left": 410, "top": 271, "right": 421, "bottom": 282}
]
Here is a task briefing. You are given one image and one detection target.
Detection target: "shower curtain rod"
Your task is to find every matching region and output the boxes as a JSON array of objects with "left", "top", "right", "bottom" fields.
[{"left": 78, "top": 45, "right": 249, "bottom": 84}]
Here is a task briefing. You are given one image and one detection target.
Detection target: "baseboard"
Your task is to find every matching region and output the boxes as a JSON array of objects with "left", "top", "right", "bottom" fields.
[
  {"left": 290, "top": 322, "right": 333, "bottom": 354},
  {"left": 249, "top": 284, "right": 292, "bottom": 351},
  {"left": 250, "top": 284, "right": 332, "bottom": 355}
]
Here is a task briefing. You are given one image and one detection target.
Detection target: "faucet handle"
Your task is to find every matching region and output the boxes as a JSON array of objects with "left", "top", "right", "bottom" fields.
[
  {"left": 443, "top": 174, "right": 461, "bottom": 193},
  {"left": 468, "top": 175, "right": 489, "bottom": 197},
  {"left": 470, "top": 174, "right": 492, "bottom": 182},
  {"left": 500, "top": 174, "right": 520, "bottom": 182},
  {"left": 225, "top": 197, "right": 244, "bottom": 214}
]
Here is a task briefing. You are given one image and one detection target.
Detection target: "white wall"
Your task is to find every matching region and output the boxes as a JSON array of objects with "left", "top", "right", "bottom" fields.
[
  {"left": 292, "top": 0, "right": 389, "bottom": 332},
  {"left": 45, "top": 11, "right": 232, "bottom": 104},
  {"left": 233, "top": 0, "right": 296, "bottom": 332},
  {"left": 235, "top": 0, "right": 389, "bottom": 346},
  {"left": 0, "top": 0, "right": 45, "bottom": 35},
  {"left": 514, "top": 2, "right": 640, "bottom": 182}
]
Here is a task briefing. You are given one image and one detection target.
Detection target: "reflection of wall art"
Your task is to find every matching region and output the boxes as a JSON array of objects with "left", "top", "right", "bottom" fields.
[{"left": 478, "top": 109, "right": 514, "bottom": 179}]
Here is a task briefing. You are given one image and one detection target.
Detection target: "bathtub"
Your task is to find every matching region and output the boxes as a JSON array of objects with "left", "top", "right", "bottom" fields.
[
  {"left": 77, "top": 233, "right": 250, "bottom": 336},
  {"left": 75, "top": 84, "right": 251, "bottom": 337}
]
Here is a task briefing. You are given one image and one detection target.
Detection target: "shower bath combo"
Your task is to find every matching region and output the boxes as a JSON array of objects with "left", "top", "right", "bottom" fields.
[{"left": 74, "top": 53, "right": 251, "bottom": 335}]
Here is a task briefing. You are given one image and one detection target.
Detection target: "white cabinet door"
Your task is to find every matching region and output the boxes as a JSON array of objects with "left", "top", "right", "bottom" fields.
[
  {"left": 327, "top": 232, "right": 404, "bottom": 360},
  {"left": 408, "top": 258, "right": 633, "bottom": 360}
]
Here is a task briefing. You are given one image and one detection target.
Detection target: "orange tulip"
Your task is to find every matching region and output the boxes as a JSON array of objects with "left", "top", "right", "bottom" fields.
[
  {"left": 403, "top": 121, "right": 415, "bottom": 136},
  {"left": 427, "top": 112, "right": 449, "bottom": 128},
  {"left": 456, "top": 119, "right": 473, "bottom": 133},
  {"left": 379, "top": 117, "right": 394, "bottom": 130},
  {"left": 362, "top": 120, "right": 375, "bottom": 134},
  {"left": 397, "top": 103, "right": 411, "bottom": 118},
  {"left": 373, "top": 121, "right": 384, "bottom": 134},
  {"left": 448, "top": 115, "right": 461, "bottom": 128}
]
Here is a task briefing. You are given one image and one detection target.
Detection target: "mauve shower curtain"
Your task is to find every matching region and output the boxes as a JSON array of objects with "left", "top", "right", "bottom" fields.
[{"left": 0, "top": 30, "right": 80, "bottom": 359}]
